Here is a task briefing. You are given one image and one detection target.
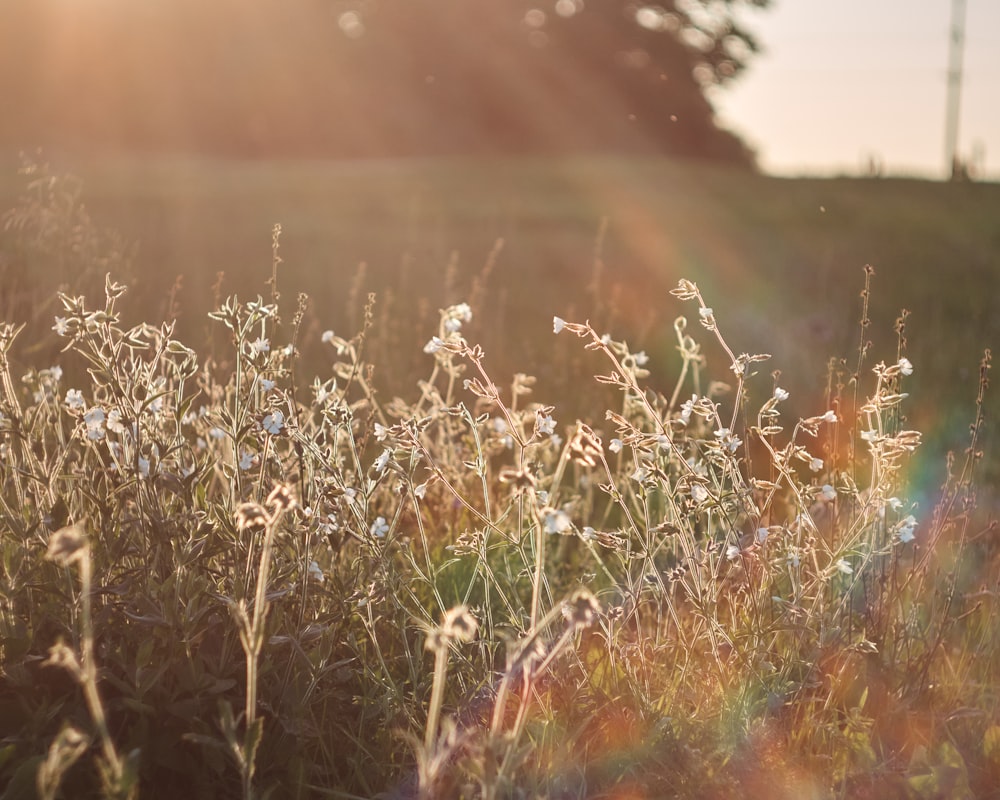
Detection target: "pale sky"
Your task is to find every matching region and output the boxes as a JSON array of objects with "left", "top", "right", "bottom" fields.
[{"left": 711, "top": 0, "right": 1000, "bottom": 179}]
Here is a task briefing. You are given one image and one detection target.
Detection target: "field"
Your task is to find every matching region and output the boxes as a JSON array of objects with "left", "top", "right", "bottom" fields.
[
  {"left": 0, "top": 154, "right": 999, "bottom": 798},
  {"left": 2, "top": 153, "right": 996, "bottom": 487}
]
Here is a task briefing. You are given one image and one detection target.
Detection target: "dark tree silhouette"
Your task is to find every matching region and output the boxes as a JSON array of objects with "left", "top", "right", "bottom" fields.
[{"left": 0, "top": 0, "right": 769, "bottom": 163}]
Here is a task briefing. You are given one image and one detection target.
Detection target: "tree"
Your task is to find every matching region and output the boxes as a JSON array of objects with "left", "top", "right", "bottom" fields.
[{"left": 0, "top": 0, "right": 770, "bottom": 163}]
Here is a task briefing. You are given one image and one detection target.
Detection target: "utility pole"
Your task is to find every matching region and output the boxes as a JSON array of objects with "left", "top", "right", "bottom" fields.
[{"left": 944, "top": 0, "right": 968, "bottom": 179}]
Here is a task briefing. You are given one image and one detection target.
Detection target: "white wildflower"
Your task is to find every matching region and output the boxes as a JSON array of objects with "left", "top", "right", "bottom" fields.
[
  {"left": 65, "top": 389, "right": 84, "bottom": 411},
  {"left": 262, "top": 410, "right": 284, "bottom": 435},
  {"left": 370, "top": 516, "right": 389, "bottom": 538},
  {"left": 536, "top": 412, "right": 556, "bottom": 436},
  {"left": 553, "top": 316, "right": 566, "bottom": 334},
  {"left": 544, "top": 509, "right": 573, "bottom": 535},
  {"left": 374, "top": 447, "right": 392, "bottom": 474},
  {"left": 83, "top": 407, "right": 106, "bottom": 441},
  {"left": 423, "top": 336, "right": 444, "bottom": 354},
  {"left": 897, "top": 515, "right": 917, "bottom": 544}
]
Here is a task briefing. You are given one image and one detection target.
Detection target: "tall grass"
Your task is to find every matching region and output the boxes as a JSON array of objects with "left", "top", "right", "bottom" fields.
[{"left": 0, "top": 163, "right": 998, "bottom": 799}]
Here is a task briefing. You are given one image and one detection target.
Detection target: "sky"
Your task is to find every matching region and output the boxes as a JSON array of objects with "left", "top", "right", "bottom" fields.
[{"left": 711, "top": 0, "right": 1000, "bottom": 179}]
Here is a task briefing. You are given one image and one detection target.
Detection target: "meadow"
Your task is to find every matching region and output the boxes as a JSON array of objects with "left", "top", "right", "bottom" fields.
[{"left": 0, "top": 154, "right": 998, "bottom": 798}]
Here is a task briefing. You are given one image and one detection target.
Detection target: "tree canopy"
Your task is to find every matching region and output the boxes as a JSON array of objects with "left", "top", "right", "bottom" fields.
[{"left": 0, "top": 0, "right": 769, "bottom": 164}]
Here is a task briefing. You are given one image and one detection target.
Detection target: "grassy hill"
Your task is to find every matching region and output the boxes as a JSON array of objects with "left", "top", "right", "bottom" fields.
[{"left": 2, "top": 153, "right": 998, "bottom": 494}]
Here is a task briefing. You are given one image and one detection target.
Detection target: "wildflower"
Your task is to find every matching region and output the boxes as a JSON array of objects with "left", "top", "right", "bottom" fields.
[
  {"left": 414, "top": 482, "right": 428, "bottom": 499},
  {"left": 249, "top": 337, "right": 270, "bottom": 355},
  {"left": 861, "top": 429, "right": 878, "bottom": 442},
  {"left": 106, "top": 409, "right": 125, "bottom": 434},
  {"left": 374, "top": 422, "right": 389, "bottom": 441},
  {"left": 787, "top": 549, "right": 801, "bottom": 568},
  {"left": 609, "top": 438, "right": 623, "bottom": 454},
  {"left": 83, "top": 408, "right": 105, "bottom": 441},
  {"left": 321, "top": 330, "right": 335, "bottom": 344},
  {"left": 821, "top": 410, "right": 838, "bottom": 423},
  {"left": 898, "top": 357, "right": 914, "bottom": 376},
  {"left": 423, "top": 336, "right": 444, "bottom": 354},
  {"left": 46, "top": 524, "right": 87, "bottom": 567},
  {"left": 536, "top": 412, "right": 556, "bottom": 436},
  {"left": 262, "top": 410, "right": 284, "bottom": 435},
  {"left": 261, "top": 378, "right": 276, "bottom": 392},
  {"left": 897, "top": 515, "right": 917, "bottom": 544},
  {"left": 374, "top": 447, "right": 392, "bottom": 474},
  {"left": 714, "top": 427, "right": 742, "bottom": 453},
  {"left": 562, "top": 589, "right": 601, "bottom": 630},
  {"left": 239, "top": 450, "right": 255, "bottom": 471},
  {"left": 835, "top": 558, "right": 853, "bottom": 575},
  {"left": 773, "top": 387, "right": 789, "bottom": 402},
  {"left": 679, "top": 394, "right": 698, "bottom": 424},
  {"left": 726, "top": 543, "right": 741, "bottom": 561},
  {"left": 821, "top": 484, "right": 837, "bottom": 501},
  {"left": 690, "top": 483, "right": 709, "bottom": 503},
  {"left": 48, "top": 366, "right": 63, "bottom": 382},
  {"left": 631, "top": 465, "right": 650, "bottom": 484},
  {"left": 756, "top": 527, "right": 770, "bottom": 543},
  {"left": 370, "top": 516, "right": 389, "bottom": 539},
  {"left": 809, "top": 457, "right": 824, "bottom": 472},
  {"left": 308, "top": 560, "right": 325, "bottom": 583},
  {"left": 53, "top": 317, "right": 71, "bottom": 336},
  {"left": 699, "top": 307, "right": 714, "bottom": 320},
  {"left": 633, "top": 350, "right": 649, "bottom": 366},
  {"left": 544, "top": 508, "right": 573, "bottom": 535},
  {"left": 137, "top": 456, "right": 150, "bottom": 479},
  {"left": 553, "top": 316, "right": 566, "bottom": 334},
  {"left": 445, "top": 303, "right": 472, "bottom": 331},
  {"left": 887, "top": 496, "right": 903, "bottom": 510},
  {"left": 65, "top": 389, "right": 84, "bottom": 411}
]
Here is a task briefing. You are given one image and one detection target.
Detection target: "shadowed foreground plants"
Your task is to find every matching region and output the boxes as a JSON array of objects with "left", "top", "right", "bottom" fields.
[{"left": 0, "top": 270, "right": 996, "bottom": 799}]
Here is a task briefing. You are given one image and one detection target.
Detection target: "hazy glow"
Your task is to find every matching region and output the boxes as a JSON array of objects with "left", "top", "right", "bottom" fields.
[{"left": 713, "top": 0, "right": 1000, "bottom": 178}]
